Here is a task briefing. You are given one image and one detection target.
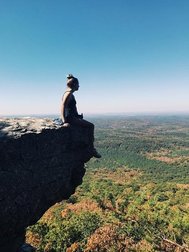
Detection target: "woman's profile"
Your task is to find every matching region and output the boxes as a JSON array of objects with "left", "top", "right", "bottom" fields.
[{"left": 61, "top": 74, "right": 101, "bottom": 158}]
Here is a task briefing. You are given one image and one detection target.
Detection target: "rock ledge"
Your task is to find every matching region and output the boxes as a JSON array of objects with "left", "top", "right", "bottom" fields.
[{"left": 0, "top": 118, "right": 94, "bottom": 252}]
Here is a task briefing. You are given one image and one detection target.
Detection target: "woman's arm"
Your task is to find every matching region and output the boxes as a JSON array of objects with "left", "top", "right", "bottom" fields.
[
  {"left": 60, "top": 101, "right": 65, "bottom": 123},
  {"left": 61, "top": 92, "right": 71, "bottom": 123}
]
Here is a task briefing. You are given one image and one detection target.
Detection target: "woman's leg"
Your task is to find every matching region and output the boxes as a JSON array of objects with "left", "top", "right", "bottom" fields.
[
  {"left": 71, "top": 118, "right": 94, "bottom": 129},
  {"left": 71, "top": 118, "right": 101, "bottom": 158}
]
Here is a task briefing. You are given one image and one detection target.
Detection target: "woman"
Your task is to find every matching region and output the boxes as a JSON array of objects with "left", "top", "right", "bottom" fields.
[{"left": 61, "top": 74, "right": 101, "bottom": 158}]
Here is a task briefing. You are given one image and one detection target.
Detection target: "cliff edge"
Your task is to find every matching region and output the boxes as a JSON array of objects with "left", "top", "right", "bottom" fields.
[{"left": 0, "top": 118, "right": 94, "bottom": 252}]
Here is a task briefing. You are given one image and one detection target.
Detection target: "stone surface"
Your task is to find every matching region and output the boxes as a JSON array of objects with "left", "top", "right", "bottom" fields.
[{"left": 0, "top": 118, "right": 94, "bottom": 252}]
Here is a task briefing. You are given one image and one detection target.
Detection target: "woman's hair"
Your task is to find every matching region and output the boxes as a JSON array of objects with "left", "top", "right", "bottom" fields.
[{"left": 66, "top": 74, "right": 79, "bottom": 89}]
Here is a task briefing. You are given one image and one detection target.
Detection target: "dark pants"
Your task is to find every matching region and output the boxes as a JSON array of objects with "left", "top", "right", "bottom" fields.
[{"left": 67, "top": 117, "right": 95, "bottom": 146}]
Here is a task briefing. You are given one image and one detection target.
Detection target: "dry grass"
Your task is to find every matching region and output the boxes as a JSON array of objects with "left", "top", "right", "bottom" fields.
[
  {"left": 86, "top": 167, "right": 141, "bottom": 185},
  {"left": 145, "top": 147, "right": 189, "bottom": 164},
  {"left": 61, "top": 199, "right": 102, "bottom": 218}
]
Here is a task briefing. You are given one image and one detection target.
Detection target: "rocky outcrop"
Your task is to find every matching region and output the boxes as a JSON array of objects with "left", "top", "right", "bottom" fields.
[{"left": 0, "top": 118, "right": 94, "bottom": 252}]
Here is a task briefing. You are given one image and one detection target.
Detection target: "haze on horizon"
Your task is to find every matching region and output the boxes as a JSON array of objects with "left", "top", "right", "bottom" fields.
[{"left": 0, "top": 1, "right": 189, "bottom": 116}]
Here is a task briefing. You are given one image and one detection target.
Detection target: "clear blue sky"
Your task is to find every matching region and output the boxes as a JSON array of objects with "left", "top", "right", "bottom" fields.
[{"left": 0, "top": 0, "right": 189, "bottom": 116}]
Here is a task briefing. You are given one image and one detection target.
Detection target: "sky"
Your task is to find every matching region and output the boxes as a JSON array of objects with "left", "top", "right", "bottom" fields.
[{"left": 0, "top": 0, "right": 189, "bottom": 116}]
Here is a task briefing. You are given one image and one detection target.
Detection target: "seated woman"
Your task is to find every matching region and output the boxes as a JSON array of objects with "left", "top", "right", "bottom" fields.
[{"left": 61, "top": 74, "right": 101, "bottom": 158}]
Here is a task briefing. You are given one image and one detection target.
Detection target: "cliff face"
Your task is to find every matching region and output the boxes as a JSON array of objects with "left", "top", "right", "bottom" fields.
[{"left": 0, "top": 118, "right": 94, "bottom": 252}]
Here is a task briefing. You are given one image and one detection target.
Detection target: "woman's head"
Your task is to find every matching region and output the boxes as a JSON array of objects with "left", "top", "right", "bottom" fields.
[{"left": 66, "top": 74, "right": 79, "bottom": 91}]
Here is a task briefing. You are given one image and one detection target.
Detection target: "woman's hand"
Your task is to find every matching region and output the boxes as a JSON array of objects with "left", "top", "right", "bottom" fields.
[
  {"left": 62, "top": 123, "right": 70, "bottom": 127},
  {"left": 77, "top": 113, "right": 83, "bottom": 119}
]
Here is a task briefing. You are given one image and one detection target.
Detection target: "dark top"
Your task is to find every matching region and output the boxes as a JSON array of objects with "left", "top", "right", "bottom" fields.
[{"left": 64, "top": 92, "right": 79, "bottom": 122}]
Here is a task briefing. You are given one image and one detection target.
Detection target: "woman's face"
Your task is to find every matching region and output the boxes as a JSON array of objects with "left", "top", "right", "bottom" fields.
[{"left": 74, "top": 82, "right": 79, "bottom": 91}]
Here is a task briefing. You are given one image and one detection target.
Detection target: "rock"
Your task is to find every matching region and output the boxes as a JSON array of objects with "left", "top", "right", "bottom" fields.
[
  {"left": 18, "top": 243, "right": 36, "bottom": 252},
  {"left": 0, "top": 118, "right": 94, "bottom": 252}
]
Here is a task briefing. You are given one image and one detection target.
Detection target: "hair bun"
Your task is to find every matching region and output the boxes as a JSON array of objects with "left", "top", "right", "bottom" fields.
[{"left": 67, "top": 74, "right": 74, "bottom": 79}]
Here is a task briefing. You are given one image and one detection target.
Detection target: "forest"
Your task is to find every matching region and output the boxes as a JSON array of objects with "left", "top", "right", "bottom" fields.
[{"left": 26, "top": 115, "right": 189, "bottom": 251}]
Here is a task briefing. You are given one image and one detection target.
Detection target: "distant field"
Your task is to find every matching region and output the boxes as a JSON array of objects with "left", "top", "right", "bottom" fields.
[{"left": 88, "top": 115, "right": 189, "bottom": 183}]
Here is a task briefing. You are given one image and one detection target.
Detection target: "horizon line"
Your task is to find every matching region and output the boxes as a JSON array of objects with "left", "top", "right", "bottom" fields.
[{"left": 1, "top": 111, "right": 189, "bottom": 118}]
